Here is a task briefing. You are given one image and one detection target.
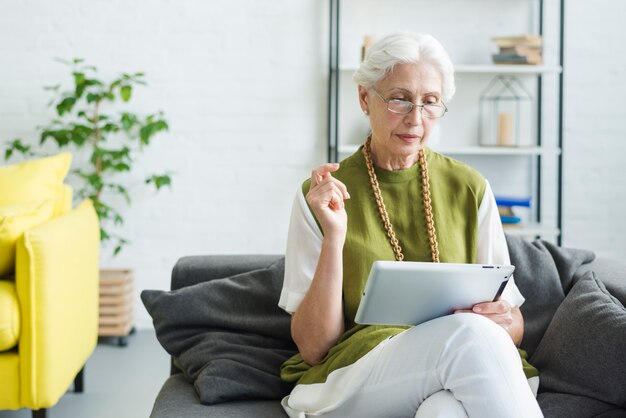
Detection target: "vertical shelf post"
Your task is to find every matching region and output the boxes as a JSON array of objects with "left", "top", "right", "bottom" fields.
[
  {"left": 557, "top": 0, "right": 565, "bottom": 245},
  {"left": 328, "top": 0, "right": 340, "bottom": 163}
]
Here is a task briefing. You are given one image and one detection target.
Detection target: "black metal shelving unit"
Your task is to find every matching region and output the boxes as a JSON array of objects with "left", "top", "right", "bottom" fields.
[{"left": 327, "top": 0, "right": 565, "bottom": 245}]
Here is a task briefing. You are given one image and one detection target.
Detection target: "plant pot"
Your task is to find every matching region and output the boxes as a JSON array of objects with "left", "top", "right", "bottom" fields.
[{"left": 99, "top": 268, "right": 134, "bottom": 346}]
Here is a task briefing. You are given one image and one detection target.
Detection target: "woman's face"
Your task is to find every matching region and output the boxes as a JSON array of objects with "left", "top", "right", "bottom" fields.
[{"left": 359, "top": 62, "right": 443, "bottom": 164}]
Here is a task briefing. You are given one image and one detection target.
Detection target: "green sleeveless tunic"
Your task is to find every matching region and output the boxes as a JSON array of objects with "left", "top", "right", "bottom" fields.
[{"left": 280, "top": 146, "right": 537, "bottom": 385}]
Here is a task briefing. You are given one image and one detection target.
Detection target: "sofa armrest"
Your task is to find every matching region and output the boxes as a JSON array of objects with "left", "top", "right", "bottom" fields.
[
  {"left": 171, "top": 255, "right": 283, "bottom": 291},
  {"left": 15, "top": 199, "right": 100, "bottom": 408},
  {"left": 575, "top": 257, "right": 626, "bottom": 306}
]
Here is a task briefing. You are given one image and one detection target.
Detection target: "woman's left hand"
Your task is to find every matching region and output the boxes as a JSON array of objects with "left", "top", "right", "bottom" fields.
[
  {"left": 455, "top": 300, "right": 524, "bottom": 346},
  {"left": 454, "top": 300, "right": 513, "bottom": 330}
]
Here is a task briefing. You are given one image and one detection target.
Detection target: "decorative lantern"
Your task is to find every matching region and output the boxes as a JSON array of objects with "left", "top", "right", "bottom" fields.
[{"left": 478, "top": 76, "right": 533, "bottom": 147}]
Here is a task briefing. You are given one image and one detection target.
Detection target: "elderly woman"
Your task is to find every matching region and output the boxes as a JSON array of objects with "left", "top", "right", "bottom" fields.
[{"left": 278, "top": 33, "right": 542, "bottom": 418}]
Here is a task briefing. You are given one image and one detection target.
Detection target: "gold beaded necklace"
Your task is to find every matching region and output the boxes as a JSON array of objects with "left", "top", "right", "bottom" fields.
[{"left": 362, "top": 135, "right": 440, "bottom": 263}]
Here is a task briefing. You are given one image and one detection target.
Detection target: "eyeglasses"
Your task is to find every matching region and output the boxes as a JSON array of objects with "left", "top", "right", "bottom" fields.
[{"left": 370, "top": 88, "right": 448, "bottom": 119}]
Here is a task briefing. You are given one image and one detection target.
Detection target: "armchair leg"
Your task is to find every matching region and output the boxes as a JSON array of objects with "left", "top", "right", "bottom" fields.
[
  {"left": 32, "top": 409, "right": 47, "bottom": 418},
  {"left": 74, "top": 366, "right": 85, "bottom": 393}
]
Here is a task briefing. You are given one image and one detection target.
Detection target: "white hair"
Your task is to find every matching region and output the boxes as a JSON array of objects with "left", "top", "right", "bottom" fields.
[{"left": 353, "top": 33, "right": 456, "bottom": 102}]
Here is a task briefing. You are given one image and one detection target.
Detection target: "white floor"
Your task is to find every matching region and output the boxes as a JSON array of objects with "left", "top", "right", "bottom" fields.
[{"left": 0, "top": 330, "right": 170, "bottom": 418}]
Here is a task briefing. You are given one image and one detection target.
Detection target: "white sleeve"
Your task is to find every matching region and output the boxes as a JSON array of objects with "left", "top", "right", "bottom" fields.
[
  {"left": 278, "top": 190, "right": 323, "bottom": 314},
  {"left": 477, "top": 181, "right": 526, "bottom": 307}
]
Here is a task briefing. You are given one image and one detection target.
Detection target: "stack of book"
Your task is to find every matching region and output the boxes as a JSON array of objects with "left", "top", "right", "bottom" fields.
[
  {"left": 495, "top": 196, "right": 531, "bottom": 226},
  {"left": 491, "top": 35, "right": 543, "bottom": 65}
]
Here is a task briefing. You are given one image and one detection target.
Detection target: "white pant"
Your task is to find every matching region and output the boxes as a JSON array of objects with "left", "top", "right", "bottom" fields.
[{"left": 286, "top": 313, "right": 542, "bottom": 418}]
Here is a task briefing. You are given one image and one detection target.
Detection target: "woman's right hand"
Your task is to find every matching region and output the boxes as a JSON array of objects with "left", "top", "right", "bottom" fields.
[{"left": 306, "top": 163, "right": 350, "bottom": 240}]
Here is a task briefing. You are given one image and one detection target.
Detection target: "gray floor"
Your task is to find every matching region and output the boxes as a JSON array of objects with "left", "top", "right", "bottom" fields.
[{"left": 0, "top": 330, "right": 170, "bottom": 418}]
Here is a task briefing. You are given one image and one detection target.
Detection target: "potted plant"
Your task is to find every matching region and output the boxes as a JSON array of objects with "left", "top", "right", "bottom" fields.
[{"left": 4, "top": 58, "right": 171, "bottom": 346}]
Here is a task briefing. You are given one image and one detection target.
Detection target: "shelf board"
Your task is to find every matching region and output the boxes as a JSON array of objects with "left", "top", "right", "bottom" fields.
[
  {"left": 337, "top": 145, "right": 561, "bottom": 156},
  {"left": 503, "top": 224, "right": 560, "bottom": 238},
  {"left": 338, "top": 64, "right": 562, "bottom": 75},
  {"left": 455, "top": 64, "right": 562, "bottom": 75},
  {"left": 433, "top": 146, "right": 561, "bottom": 156}
]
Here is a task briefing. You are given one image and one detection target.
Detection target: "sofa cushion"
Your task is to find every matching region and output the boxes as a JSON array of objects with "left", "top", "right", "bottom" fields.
[
  {"left": 0, "top": 280, "right": 20, "bottom": 351},
  {"left": 141, "top": 258, "right": 298, "bottom": 405},
  {"left": 505, "top": 234, "right": 595, "bottom": 357},
  {"left": 0, "top": 199, "right": 58, "bottom": 276},
  {"left": 537, "top": 392, "right": 626, "bottom": 418},
  {"left": 531, "top": 271, "right": 626, "bottom": 407},
  {"left": 0, "top": 153, "right": 72, "bottom": 216},
  {"left": 151, "top": 374, "right": 288, "bottom": 418}
]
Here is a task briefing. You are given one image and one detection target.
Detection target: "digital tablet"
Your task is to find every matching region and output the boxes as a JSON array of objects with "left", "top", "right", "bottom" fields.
[{"left": 354, "top": 261, "right": 515, "bottom": 326}]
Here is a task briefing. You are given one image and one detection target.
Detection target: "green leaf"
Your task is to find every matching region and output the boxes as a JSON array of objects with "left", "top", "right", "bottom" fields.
[
  {"left": 74, "top": 72, "right": 85, "bottom": 84},
  {"left": 120, "top": 85, "right": 132, "bottom": 102},
  {"left": 84, "top": 78, "right": 103, "bottom": 87},
  {"left": 86, "top": 92, "right": 100, "bottom": 103},
  {"left": 41, "top": 129, "right": 72, "bottom": 147},
  {"left": 113, "top": 162, "right": 131, "bottom": 172},
  {"left": 145, "top": 174, "right": 172, "bottom": 190},
  {"left": 3, "top": 138, "right": 33, "bottom": 160},
  {"left": 101, "top": 122, "right": 119, "bottom": 133},
  {"left": 138, "top": 115, "right": 169, "bottom": 145},
  {"left": 120, "top": 113, "right": 139, "bottom": 131},
  {"left": 113, "top": 238, "right": 130, "bottom": 256},
  {"left": 73, "top": 72, "right": 86, "bottom": 97},
  {"left": 90, "top": 146, "right": 132, "bottom": 173},
  {"left": 55, "top": 96, "right": 76, "bottom": 116}
]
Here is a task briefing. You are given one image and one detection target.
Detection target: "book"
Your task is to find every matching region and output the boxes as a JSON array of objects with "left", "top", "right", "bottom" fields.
[
  {"left": 500, "top": 215, "right": 522, "bottom": 224},
  {"left": 495, "top": 196, "right": 532, "bottom": 208},
  {"left": 498, "top": 207, "right": 522, "bottom": 224},
  {"left": 496, "top": 196, "right": 531, "bottom": 225},
  {"left": 491, "top": 34, "right": 542, "bottom": 48},
  {"left": 492, "top": 53, "right": 542, "bottom": 65},
  {"left": 495, "top": 49, "right": 542, "bottom": 59},
  {"left": 500, "top": 45, "right": 543, "bottom": 56}
]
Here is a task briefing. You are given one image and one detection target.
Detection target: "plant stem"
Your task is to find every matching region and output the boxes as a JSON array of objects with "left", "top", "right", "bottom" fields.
[{"left": 94, "top": 99, "right": 102, "bottom": 202}]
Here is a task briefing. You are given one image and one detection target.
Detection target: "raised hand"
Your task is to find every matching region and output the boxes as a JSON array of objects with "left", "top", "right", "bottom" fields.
[{"left": 306, "top": 163, "right": 350, "bottom": 240}]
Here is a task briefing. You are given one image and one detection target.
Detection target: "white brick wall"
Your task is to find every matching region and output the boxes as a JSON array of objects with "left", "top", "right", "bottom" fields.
[
  {"left": 0, "top": 0, "right": 329, "bottom": 329},
  {"left": 1, "top": 0, "right": 624, "bottom": 329},
  {"left": 562, "top": 0, "right": 626, "bottom": 255}
]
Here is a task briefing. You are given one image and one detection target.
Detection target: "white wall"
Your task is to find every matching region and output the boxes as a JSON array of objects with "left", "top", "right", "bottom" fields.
[
  {"left": 1, "top": 0, "right": 624, "bottom": 329},
  {"left": 562, "top": 0, "right": 626, "bottom": 255},
  {"left": 0, "top": 0, "right": 329, "bottom": 329}
]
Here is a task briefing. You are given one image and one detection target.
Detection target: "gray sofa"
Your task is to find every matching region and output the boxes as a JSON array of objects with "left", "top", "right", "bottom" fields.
[{"left": 144, "top": 238, "right": 626, "bottom": 418}]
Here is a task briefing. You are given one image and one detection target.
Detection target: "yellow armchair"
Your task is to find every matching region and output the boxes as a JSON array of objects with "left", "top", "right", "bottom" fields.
[{"left": 0, "top": 199, "right": 100, "bottom": 418}]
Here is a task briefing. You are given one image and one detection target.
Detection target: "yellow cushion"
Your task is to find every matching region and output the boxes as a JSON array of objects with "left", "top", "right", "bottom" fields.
[
  {"left": 0, "top": 280, "right": 20, "bottom": 351},
  {"left": 0, "top": 152, "right": 72, "bottom": 214},
  {"left": 0, "top": 199, "right": 58, "bottom": 276},
  {"left": 59, "top": 184, "right": 73, "bottom": 215}
]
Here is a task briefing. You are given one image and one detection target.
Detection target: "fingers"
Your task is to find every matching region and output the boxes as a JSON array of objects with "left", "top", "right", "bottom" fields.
[
  {"left": 309, "top": 166, "right": 350, "bottom": 201},
  {"left": 455, "top": 300, "right": 514, "bottom": 329},
  {"left": 472, "top": 300, "right": 510, "bottom": 315},
  {"left": 310, "top": 163, "right": 341, "bottom": 187},
  {"left": 310, "top": 163, "right": 350, "bottom": 199},
  {"left": 308, "top": 177, "right": 348, "bottom": 210}
]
